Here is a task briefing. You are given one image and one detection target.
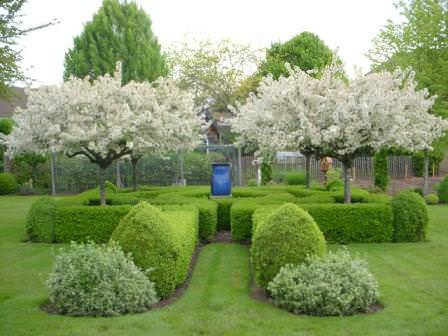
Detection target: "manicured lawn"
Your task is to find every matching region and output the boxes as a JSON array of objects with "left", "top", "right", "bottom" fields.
[{"left": 0, "top": 196, "right": 447, "bottom": 335}]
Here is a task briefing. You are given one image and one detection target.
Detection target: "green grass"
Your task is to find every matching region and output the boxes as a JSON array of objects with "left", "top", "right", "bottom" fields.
[{"left": 0, "top": 196, "right": 447, "bottom": 335}]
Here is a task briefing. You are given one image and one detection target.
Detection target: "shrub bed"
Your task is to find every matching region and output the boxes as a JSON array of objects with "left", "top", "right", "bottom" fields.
[
  {"left": 251, "top": 203, "right": 326, "bottom": 288},
  {"left": 111, "top": 202, "right": 198, "bottom": 298},
  {"left": 54, "top": 205, "right": 132, "bottom": 243},
  {"left": 0, "top": 172, "right": 17, "bottom": 195},
  {"left": 268, "top": 249, "right": 379, "bottom": 316},
  {"left": 26, "top": 196, "right": 57, "bottom": 242},
  {"left": 46, "top": 241, "right": 158, "bottom": 316},
  {"left": 391, "top": 190, "right": 428, "bottom": 242},
  {"left": 438, "top": 176, "right": 448, "bottom": 203}
]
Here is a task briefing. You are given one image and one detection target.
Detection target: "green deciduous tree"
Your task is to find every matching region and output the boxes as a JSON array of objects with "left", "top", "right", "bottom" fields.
[
  {"left": 64, "top": 0, "right": 167, "bottom": 84},
  {"left": 260, "top": 31, "right": 334, "bottom": 80},
  {"left": 368, "top": 0, "right": 448, "bottom": 117},
  {"left": 0, "top": 0, "right": 54, "bottom": 99}
]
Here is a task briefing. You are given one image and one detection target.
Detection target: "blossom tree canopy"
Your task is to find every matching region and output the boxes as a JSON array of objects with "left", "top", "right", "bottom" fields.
[
  {"left": 7, "top": 64, "right": 203, "bottom": 204},
  {"left": 230, "top": 57, "right": 448, "bottom": 202}
]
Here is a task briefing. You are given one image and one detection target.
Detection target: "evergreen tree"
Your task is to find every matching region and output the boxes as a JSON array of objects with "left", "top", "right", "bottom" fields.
[{"left": 64, "top": 0, "right": 167, "bottom": 84}]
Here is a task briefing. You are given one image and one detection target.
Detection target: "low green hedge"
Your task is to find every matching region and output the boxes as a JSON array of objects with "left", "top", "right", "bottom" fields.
[
  {"left": 214, "top": 198, "right": 234, "bottom": 231},
  {"left": 0, "top": 172, "right": 17, "bottom": 195},
  {"left": 391, "top": 190, "right": 428, "bottom": 242},
  {"left": 150, "top": 193, "right": 217, "bottom": 241},
  {"left": 251, "top": 203, "right": 326, "bottom": 288},
  {"left": 26, "top": 196, "right": 57, "bottom": 242},
  {"left": 54, "top": 205, "right": 132, "bottom": 243},
  {"left": 230, "top": 193, "right": 298, "bottom": 241},
  {"left": 111, "top": 202, "right": 198, "bottom": 298},
  {"left": 301, "top": 204, "right": 393, "bottom": 243},
  {"left": 253, "top": 203, "right": 394, "bottom": 243}
]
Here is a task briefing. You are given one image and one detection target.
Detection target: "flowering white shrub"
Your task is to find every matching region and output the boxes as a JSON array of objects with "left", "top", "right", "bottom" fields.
[
  {"left": 267, "top": 249, "right": 379, "bottom": 316},
  {"left": 46, "top": 241, "right": 158, "bottom": 316}
]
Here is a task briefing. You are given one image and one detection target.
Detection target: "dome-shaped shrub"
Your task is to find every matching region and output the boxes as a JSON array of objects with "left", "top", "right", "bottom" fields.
[
  {"left": 46, "top": 241, "right": 158, "bottom": 316},
  {"left": 391, "top": 190, "right": 428, "bottom": 242},
  {"left": 268, "top": 249, "right": 379, "bottom": 316},
  {"left": 0, "top": 173, "right": 17, "bottom": 195},
  {"left": 424, "top": 193, "right": 439, "bottom": 205},
  {"left": 251, "top": 203, "right": 326, "bottom": 288},
  {"left": 437, "top": 176, "right": 448, "bottom": 203},
  {"left": 111, "top": 202, "right": 182, "bottom": 298}
]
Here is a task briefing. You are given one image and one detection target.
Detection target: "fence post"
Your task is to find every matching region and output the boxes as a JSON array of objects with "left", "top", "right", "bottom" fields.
[
  {"left": 237, "top": 147, "right": 242, "bottom": 186},
  {"left": 50, "top": 150, "right": 57, "bottom": 196}
]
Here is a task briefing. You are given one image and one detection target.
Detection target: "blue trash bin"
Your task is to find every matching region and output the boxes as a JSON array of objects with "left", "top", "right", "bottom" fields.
[{"left": 211, "top": 163, "right": 232, "bottom": 197}]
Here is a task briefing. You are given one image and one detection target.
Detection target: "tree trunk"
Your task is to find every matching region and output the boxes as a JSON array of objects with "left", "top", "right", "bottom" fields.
[
  {"left": 343, "top": 160, "right": 352, "bottom": 204},
  {"left": 50, "top": 151, "right": 57, "bottom": 196},
  {"left": 3, "top": 152, "right": 9, "bottom": 173},
  {"left": 131, "top": 158, "right": 139, "bottom": 192},
  {"left": 305, "top": 153, "right": 311, "bottom": 189},
  {"left": 99, "top": 166, "right": 106, "bottom": 206},
  {"left": 116, "top": 160, "right": 122, "bottom": 188},
  {"left": 423, "top": 149, "right": 429, "bottom": 196}
]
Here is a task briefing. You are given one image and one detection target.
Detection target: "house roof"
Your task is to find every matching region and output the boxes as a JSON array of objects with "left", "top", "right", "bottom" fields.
[{"left": 0, "top": 87, "right": 26, "bottom": 118}]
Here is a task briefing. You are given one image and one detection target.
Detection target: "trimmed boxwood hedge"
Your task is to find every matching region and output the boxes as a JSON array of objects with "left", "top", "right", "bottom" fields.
[
  {"left": 54, "top": 205, "right": 132, "bottom": 243},
  {"left": 251, "top": 203, "right": 326, "bottom": 288},
  {"left": 391, "top": 190, "right": 428, "bottom": 242},
  {"left": 253, "top": 203, "right": 394, "bottom": 243},
  {"left": 26, "top": 196, "right": 57, "bottom": 242},
  {"left": 111, "top": 202, "right": 198, "bottom": 298}
]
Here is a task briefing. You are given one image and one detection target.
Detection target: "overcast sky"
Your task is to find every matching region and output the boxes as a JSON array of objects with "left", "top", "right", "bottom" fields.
[{"left": 16, "top": 0, "right": 401, "bottom": 86}]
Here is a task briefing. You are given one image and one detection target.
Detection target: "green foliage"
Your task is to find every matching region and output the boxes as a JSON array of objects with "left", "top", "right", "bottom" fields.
[
  {"left": 391, "top": 190, "right": 428, "bottom": 242},
  {"left": 64, "top": 0, "right": 167, "bottom": 84},
  {"left": 302, "top": 204, "right": 393, "bottom": 243},
  {"left": 368, "top": 0, "right": 448, "bottom": 117},
  {"left": 105, "top": 180, "right": 118, "bottom": 192},
  {"left": 261, "top": 161, "right": 272, "bottom": 185},
  {"left": 46, "top": 241, "right": 158, "bottom": 316},
  {"left": 260, "top": 32, "right": 334, "bottom": 80},
  {"left": 183, "top": 152, "right": 225, "bottom": 184},
  {"left": 54, "top": 205, "right": 131, "bottom": 243},
  {"left": 247, "top": 179, "right": 257, "bottom": 187},
  {"left": 251, "top": 203, "right": 326, "bottom": 288},
  {"left": 151, "top": 193, "right": 217, "bottom": 241},
  {"left": 0, "top": 118, "right": 13, "bottom": 134},
  {"left": 111, "top": 202, "right": 198, "bottom": 298},
  {"left": 285, "top": 171, "right": 306, "bottom": 185},
  {"left": 11, "top": 152, "right": 49, "bottom": 191},
  {"left": 437, "top": 176, "right": 448, "bottom": 203},
  {"left": 412, "top": 149, "right": 444, "bottom": 177},
  {"left": 425, "top": 193, "right": 439, "bottom": 205},
  {"left": 268, "top": 249, "right": 379, "bottom": 316},
  {"left": 374, "top": 149, "right": 389, "bottom": 191},
  {"left": 230, "top": 193, "right": 297, "bottom": 241},
  {"left": 325, "top": 168, "right": 343, "bottom": 191},
  {"left": 26, "top": 196, "right": 56, "bottom": 242},
  {"left": 214, "top": 198, "right": 234, "bottom": 231},
  {"left": 0, "top": 172, "right": 17, "bottom": 194}
]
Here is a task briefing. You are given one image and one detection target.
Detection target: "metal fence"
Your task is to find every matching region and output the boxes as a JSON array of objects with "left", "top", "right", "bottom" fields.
[{"left": 15, "top": 146, "right": 419, "bottom": 194}]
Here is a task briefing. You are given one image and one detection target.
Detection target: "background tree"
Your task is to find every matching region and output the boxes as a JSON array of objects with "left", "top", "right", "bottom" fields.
[
  {"left": 0, "top": 0, "right": 55, "bottom": 99},
  {"left": 64, "top": 0, "right": 167, "bottom": 84},
  {"left": 368, "top": 0, "right": 448, "bottom": 118},
  {"left": 260, "top": 31, "right": 334, "bottom": 80},
  {"left": 168, "top": 38, "right": 261, "bottom": 114}
]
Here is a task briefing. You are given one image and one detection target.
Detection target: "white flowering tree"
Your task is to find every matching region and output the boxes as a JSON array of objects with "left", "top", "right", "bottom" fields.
[
  {"left": 8, "top": 65, "right": 202, "bottom": 204},
  {"left": 231, "top": 59, "right": 447, "bottom": 202}
]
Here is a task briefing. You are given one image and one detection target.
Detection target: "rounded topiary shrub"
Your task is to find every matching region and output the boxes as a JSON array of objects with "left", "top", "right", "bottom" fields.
[
  {"left": 251, "top": 203, "right": 326, "bottom": 288},
  {"left": 26, "top": 196, "right": 56, "bottom": 242},
  {"left": 424, "top": 193, "right": 439, "bottom": 205},
  {"left": 111, "top": 202, "right": 179, "bottom": 298},
  {"left": 438, "top": 176, "right": 448, "bottom": 203},
  {"left": 268, "top": 249, "right": 379, "bottom": 316},
  {"left": 46, "top": 241, "right": 158, "bottom": 316},
  {"left": 0, "top": 172, "right": 17, "bottom": 195},
  {"left": 391, "top": 190, "right": 428, "bottom": 242}
]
